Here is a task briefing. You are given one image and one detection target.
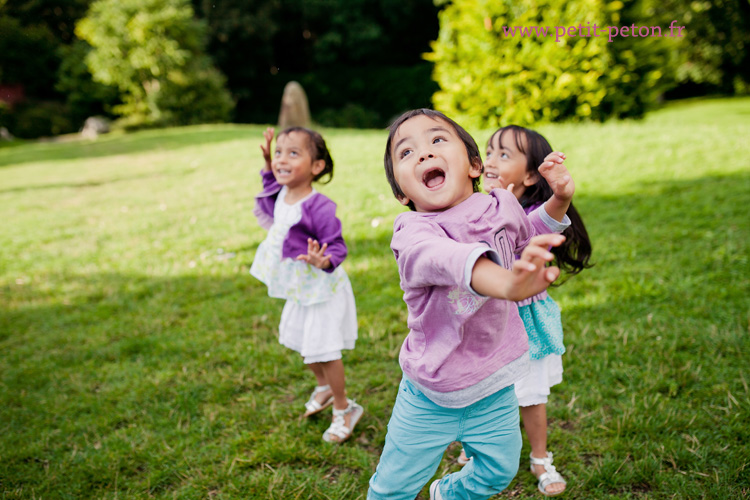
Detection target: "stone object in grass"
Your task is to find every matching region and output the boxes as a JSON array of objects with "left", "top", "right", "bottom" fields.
[
  {"left": 81, "top": 116, "right": 111, "bottom": 139},
  {"left": 0, "top": 127, "right": 13, "bottom": 141},
  {"left": 278, "top": 81, "right": 311, "bottom": 129}
]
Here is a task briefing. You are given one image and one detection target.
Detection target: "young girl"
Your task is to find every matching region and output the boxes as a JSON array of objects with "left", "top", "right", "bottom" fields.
[
  {"left": 367, "top": 109, "right": 574, "bottom": 500},
  {"left": 458, "top": 125, "right": 592, "bottom": 496},
  {"left": 250, "top": 126, "right": 363, "bottom": 443}
]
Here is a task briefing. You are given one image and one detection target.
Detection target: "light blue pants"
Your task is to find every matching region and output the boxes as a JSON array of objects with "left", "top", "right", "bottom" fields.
[{"left": 368, "top": 378, "right": 522, "bottom": 500}]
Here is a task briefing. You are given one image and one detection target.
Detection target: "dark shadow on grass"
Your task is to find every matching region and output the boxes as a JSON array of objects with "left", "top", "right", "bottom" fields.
[{"left": 0, "top": 125, "right": 263, "bottom": 169}]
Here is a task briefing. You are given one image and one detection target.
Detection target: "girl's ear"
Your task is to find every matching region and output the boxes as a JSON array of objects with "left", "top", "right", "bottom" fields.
[
  {"left": 469, "top": 158, "right": 483, "bottom": 179},
  {"left": 523, "top": 171, "right": 540, "bottom": 187},
  {"left": 396, "top": 195, "right": 411, "bottom": 207},
  {"left": 311, "top": 159, "right": 326, "bottom": 176}
]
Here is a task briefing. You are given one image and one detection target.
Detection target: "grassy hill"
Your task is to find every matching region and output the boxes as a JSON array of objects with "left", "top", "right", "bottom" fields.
[{"left": 1, "top": 97, "right": 749, "bottom": 499}]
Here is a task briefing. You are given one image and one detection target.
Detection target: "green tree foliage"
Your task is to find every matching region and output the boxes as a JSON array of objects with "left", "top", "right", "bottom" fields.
[
  {"left": 0, "top": 16, "right": 59, "bottom": 98},
  {"left": 0, "top": 0, "right": 91, "bottom": 45},
  {"left": 637, "top": 0, "right": 750, "bottom": 95},
  {"left": 77, "top": 0, "right": 233, "bottom": 127},
  {"left": 55, "top": 40, "right": 121, "bottom": 126},
  {"left": 192, "top": 0, "right": 440, "bottom": 126},
  {"left": 426, "top": 0, "right": 680, "bottom": 127}
]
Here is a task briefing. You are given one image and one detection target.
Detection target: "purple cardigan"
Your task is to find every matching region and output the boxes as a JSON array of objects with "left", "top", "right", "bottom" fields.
[{"left": 253, "top": 170, "right": 347, "bottom": 273}]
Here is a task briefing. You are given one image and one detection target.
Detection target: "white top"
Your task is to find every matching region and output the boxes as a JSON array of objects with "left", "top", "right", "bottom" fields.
[{"left": 250, "top": 186, "right": 349, "bottom": 305}]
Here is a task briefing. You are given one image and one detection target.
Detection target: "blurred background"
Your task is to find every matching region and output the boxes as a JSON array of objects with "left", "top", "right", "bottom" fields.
[{"left": 0, "top": 0, "right": 748, "bottom": 138}]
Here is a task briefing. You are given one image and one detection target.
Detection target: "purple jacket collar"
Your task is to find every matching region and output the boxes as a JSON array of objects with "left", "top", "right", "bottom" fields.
[{"left": 253, "top": 170, "right": 347, "bottom": 272}]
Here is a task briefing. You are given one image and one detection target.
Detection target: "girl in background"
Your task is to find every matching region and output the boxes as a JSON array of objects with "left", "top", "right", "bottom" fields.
[
  {"left": 251, "top": 126, "right": 362, "bottom": 443},
  {"left": 460, "top": 125, "right": 592, "bottom": 496}
]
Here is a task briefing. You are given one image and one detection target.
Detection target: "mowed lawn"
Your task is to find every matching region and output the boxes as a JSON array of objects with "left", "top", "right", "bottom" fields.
[{"left": 1, "top": 97, "right": 749, "bottom": 499}]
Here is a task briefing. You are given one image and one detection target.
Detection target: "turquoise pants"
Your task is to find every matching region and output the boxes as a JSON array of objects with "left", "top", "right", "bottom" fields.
[{"left": 368, "top": 377, "right": 521, "bottom": 500}]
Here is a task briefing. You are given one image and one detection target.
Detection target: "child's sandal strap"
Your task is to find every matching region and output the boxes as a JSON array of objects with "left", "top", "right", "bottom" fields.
[
  {"left": 530, "top": 452, "right": 567, "bottom": 497},
  {"left": 303, "top": 385, "right": 333, "bottom": 416},
  {"left": 323, "top": 399, "right": 364, "bottom": 443}
]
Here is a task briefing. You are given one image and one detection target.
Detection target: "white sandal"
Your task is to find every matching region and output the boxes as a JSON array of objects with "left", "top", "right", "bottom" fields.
[
  {"left": 303, "top": 385, "right": 334, "bottom": 417},
  {"left": 322, "top": 399, "right": 363, "bottom": 443},
  {"left": 530, "top": 451, "right": 567, "bottom": 497}
]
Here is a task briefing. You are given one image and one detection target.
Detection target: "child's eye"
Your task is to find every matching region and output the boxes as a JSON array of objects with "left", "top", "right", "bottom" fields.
[
  {"left": 290, "top": 151, "right": 298, "bottom": 157},
  {"left": 274, "top": 150, "right": 281, "bottom": 157},
  {"left": 432, "top": 136, "right": 446, "bottom": 144},
  {"left": 399, "top": 149, "right": 412, "bottom": 159},
  {"left": 486, "top": 151, "right": 492, "bottom": 159},
  {"left": 501, "top": 152, "right": 509, "bottom": 159}
]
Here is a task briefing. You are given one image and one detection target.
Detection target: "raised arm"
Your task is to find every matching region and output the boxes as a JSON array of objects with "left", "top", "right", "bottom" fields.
[
  {"left": 539, "top": 152, "right": 574, "bottom": 222},
  {"left": 471, "top": 234, "right": 565, "bottom": 301},
  {"left": 259, "top": 127, "right": 274, "bottom": 172}
]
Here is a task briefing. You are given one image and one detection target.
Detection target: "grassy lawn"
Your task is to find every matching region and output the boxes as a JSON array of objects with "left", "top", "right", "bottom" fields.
[{"left": 1, "top": 97, "right": 749, "bottom": 499}]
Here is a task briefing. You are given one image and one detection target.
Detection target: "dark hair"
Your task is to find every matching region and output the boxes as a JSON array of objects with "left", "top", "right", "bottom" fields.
[
  {"left": 490, "top": 125, "right": 593, "bottom": 276},
  {"left": 277, "top": 126, "right": 334, "bottom": 184},
  {"left": 384, "top": 109, "right": 482, "bottom": 211}
]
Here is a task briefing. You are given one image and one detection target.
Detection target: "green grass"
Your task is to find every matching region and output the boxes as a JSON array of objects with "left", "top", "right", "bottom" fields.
[{"left": 1, "top": 97, "right": 749, "bottom": 499}]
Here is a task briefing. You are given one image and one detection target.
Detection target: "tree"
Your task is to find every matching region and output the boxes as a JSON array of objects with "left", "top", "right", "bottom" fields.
[
  {"left": 426, "top": 0, "right": 680, "bottom": 128},
  {"left": 192, "top": 0, "right": 440, "bottom": 126},
  {"left": 636, "top": 0, "right": 750, "bottom": 96},
  {"left": 77, "top": 0, "right": 233, "bottom": 127}
]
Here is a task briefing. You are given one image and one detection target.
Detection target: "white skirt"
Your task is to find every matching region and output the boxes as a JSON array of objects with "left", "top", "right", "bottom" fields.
[
  {"left": 278, "top": 272, "right": 357, "bottom": 363},
  {"left": 514, "top": 354, "right": 563, "bottom": 407}
]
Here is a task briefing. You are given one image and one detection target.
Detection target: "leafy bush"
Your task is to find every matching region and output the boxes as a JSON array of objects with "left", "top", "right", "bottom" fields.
[
  {"left": 56, "top": 40, "right": 121, "bottom": 129},
  {"left": 76, "top": 0, "right": 233, "bottom": 128},
  {"left": 426, "top": 0, "right": 680, "bottom": 127},
  {"left": 6, "top": 100, "right": 76, "bottom": 139},
  {"left": 0, "top": 16, "right": 59, "bottom": 99}
]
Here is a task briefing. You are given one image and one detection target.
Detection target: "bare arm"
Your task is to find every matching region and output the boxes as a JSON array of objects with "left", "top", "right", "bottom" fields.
[
  {"left": 539, "top": 152, "right": 574, "bottom": 222},
  {"left": 470, "top": 234, "right": 565, "bottom": 301},
  {"left": 259, "top": 127, "right": 274, "bottom": 172}
]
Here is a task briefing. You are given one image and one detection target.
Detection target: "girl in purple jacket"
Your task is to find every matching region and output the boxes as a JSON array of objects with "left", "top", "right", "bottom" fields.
[
  {"left": 368, "top": 109, "right": 572, "bottom": 500},
  {"left": 250, "top": 126, "right": 362, "bottom": 443}
]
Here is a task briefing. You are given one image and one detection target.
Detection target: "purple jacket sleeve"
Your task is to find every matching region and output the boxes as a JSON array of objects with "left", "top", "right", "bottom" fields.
[
  {"left": 253, "top": 170, "right": 280, "bottom": 230},
  {"left": 285, "top": 194, "right": 348, "bottom": 273},
  {"left": 312, "top": 198, "right": 347, "bottom": 272},
  {"left": 392, "top": 216, "right": 493, "bottom": 289}
]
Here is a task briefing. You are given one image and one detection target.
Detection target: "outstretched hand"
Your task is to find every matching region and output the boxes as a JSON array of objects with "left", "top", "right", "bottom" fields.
[
  {"left": 538, "top": 152, "right": 574, "bottom": 203},
  {"left": 296, "top": 238, "right": 332, "bottom": 270},
  {"left": 506, "top": 234, "right": 565, "bottom": 301},
  {"left": 259, "top": 127, "right": 275, "bottom": 171}
]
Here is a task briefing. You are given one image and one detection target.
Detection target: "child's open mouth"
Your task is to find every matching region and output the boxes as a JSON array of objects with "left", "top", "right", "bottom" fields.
[{"left": 423, "top": 168, "right": 446, "bottom": 189}]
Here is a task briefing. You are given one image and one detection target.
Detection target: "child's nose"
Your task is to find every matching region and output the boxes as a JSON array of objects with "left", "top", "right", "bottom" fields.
[{"left": 419, "top": 152, "right": 434, "bottom": 163}]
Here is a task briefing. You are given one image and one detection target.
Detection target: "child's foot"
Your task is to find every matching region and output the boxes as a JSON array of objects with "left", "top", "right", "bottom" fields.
[
  {"left": 322, "top": 399, "right": 364, "bottom": 443},
  {"left": 303, "top": 385, "right": 334, "bottom": 417},
  {"left": 530, "top": 452, "right": 567, "bottom": 496}
]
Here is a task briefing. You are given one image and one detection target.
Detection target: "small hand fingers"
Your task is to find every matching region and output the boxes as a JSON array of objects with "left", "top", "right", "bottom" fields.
[
  {"left": 521, "top": 245, "right": 555, "bottom": 263},
  {"left": 506, "top": 183, "right": 515, "bottom": 192},
  {"left": 513, "top": 260, "right": 537, "bottom": 273},
  {"left": 545, "top": 266, "right": 560, "bottom": 283},
  {"left": 529, "top": 233, "right": 566, "bottom": 249}
]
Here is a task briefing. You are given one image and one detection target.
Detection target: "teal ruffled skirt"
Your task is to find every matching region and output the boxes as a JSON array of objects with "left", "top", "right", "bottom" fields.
[{"left": 518, "top": 295, "right": 565, "bottom": 360}]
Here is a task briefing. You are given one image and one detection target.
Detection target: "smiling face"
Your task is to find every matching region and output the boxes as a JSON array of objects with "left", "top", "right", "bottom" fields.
[
  {"left": 390, "top": 115, "right": 482, "bottom": 213},
  {"left": 484, "top": 128, "right": 537, "bottom": 199},
  {"left": 272, "top": 131, "right": 325, "bottom": 191}
]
